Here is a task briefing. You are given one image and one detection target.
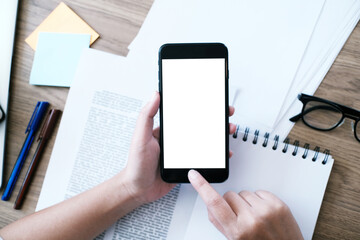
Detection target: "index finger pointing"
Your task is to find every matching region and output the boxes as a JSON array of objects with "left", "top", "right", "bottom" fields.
[{"left": 188, "top": 170, "right": 236, "bottom": 225}]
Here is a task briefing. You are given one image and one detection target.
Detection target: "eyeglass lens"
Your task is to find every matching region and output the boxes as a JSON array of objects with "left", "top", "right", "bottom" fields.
[
  {"left": 302, "top": 101, "right": 343, "bottom": 130},
  {"left": 355, "top": 120, "right": 360, "bottom": 141}
]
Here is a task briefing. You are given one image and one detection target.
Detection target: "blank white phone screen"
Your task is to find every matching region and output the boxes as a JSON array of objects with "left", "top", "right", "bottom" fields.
[{"left": 162, "top": 58, "right": 226, "bottom": 168}]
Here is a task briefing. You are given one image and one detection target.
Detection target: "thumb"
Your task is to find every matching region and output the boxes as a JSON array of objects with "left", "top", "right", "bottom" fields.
[
  {"left": 142, "top": 92, "right": 160, "bottom": 119},
  {"left": 133, "top": 92, "right": 160, "bottom": 142}
]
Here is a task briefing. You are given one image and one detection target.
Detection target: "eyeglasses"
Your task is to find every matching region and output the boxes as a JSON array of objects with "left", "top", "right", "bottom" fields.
[
  {"left": 290, "top": 93, "right": 360, "bottom": 142},
  {"left": 0, "top": 105, "right": 5, "bottom": 123}
]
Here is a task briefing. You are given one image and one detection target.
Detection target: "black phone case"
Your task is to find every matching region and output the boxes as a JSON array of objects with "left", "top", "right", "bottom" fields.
[{"left": 159, "top": 43, "right": 229, "bottom": 183}]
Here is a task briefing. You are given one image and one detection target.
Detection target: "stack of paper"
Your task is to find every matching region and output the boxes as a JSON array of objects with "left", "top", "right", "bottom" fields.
[
  {"left": 125, "top": 0, "right": 360, "bottom": 138},
  {"left": 127, "top": 0, "right": 325, "bottom": 133},
  {"left": 274, "top": 0, "right": 360, "bottom": 137}
]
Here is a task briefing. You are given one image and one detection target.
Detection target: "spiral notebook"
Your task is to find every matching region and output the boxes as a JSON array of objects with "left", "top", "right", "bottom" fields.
[{"left": 182, "top": 127, "right": 334, "bottom": 240}]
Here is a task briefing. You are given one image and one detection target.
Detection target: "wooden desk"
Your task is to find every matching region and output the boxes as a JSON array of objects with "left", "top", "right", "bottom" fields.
[{"left": 0, "top": 1, "right": 359, "bottom": 239}]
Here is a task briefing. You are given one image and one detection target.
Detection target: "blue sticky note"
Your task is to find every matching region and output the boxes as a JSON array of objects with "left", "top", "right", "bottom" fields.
[{"left": 30, "top": 32, "right": 91, "bottom": 87}]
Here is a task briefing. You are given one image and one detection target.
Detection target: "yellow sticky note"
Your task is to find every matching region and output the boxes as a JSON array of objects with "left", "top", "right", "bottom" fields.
[{"left": 25, "top": 2, "right": 99, "bottom": 50}]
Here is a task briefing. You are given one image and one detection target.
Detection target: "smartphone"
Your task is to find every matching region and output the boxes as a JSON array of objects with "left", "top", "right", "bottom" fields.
[{"left": 159, "top": 43, "right": 229, "bottom": 183}]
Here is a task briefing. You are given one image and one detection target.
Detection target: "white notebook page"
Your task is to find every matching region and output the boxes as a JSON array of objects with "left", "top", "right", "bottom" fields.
[{"left": 184, "top": 131, "right": 333, "bottom": 240}]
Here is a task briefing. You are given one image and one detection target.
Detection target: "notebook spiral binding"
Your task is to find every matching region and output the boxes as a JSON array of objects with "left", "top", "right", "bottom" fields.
[{"left": 233, "top": 126, "right": 330, "bottom": 165}]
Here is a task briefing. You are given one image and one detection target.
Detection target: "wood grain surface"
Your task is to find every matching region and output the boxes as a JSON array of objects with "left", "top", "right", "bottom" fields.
[{"left": 0, "top": 0, "right": 359, "bottom": 239}]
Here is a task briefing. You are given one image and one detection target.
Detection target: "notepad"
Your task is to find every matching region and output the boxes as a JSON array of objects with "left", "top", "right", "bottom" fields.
[
  {"left": 29, "top": 32, "right": 90, "bottom": 87},
  {"left": 25, "top": 2, "right": 99, "bottom": 51},
  {"left": 181, "top": 129, "right": 334, "bottom": 240}
]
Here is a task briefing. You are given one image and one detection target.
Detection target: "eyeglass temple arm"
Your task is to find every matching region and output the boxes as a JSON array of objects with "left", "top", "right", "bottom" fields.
[{"left": 289, "top": 113, "right": 302, "bottom": 122}]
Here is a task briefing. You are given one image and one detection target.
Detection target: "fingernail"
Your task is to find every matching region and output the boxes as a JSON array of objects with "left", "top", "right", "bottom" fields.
[{"left": 188, "top": 169, "right": 199, "bottom": 181}]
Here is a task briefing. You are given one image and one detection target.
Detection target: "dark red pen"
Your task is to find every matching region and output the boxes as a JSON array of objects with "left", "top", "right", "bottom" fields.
[{"left": 14, "top": 109, "right": 61, "bottom": 209}]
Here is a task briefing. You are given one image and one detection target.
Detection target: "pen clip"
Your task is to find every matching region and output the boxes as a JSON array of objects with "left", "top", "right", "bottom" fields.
[
  {"left": 38, "top": 110, "right": 52, "bottom": 141},
  {"left": 26, "top": 102, "right": 40, "bottom": 134},
  {"left": 37, "top": 109, "right": 61, "bottom": 141}
]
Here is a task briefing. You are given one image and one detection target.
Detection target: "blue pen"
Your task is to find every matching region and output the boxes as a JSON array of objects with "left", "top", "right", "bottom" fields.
[{"left": 2, "top": 101, "right": 49, "bottom": 201}]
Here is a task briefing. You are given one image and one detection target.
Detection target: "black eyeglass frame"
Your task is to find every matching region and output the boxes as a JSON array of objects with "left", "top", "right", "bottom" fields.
[
  {"left": 0, "top": 105, "right": 5, "bottom": 123},
  {"left": 290, "top": 93, "right": 360, "bottom": 142}
]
